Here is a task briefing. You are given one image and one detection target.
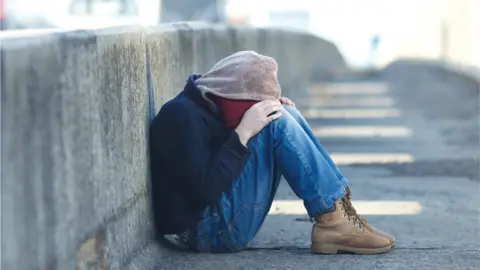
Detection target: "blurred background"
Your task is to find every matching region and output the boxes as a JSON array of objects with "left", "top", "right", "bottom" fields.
[
  {"left": 1, "top": 1, "right": 479, "bottom": 269},
  {"left": 1, "top": 0, "right": 479, "bottom": 69}
]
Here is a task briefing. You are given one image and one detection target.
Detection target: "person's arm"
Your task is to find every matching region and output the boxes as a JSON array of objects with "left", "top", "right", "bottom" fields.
[{"left": 151, "top": 104, "right": 251, "bottom": 204}]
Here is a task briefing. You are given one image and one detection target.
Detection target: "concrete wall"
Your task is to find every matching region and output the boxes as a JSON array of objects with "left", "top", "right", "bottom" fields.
[{"left": 1, "top": 22, "right": 345, "bottom": 269}]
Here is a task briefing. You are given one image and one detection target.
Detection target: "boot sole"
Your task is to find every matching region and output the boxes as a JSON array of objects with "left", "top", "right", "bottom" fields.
[{"left": 311, "top": 243, "right": 392, "bottom": 255}]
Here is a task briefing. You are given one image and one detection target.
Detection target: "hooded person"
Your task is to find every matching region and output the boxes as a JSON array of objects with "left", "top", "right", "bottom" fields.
[
  {"left": 195, "top": 51, "right": 282, "bottom": 129},
  {"left": 149, "top": 50, "right": 395, "bottom": 255}
]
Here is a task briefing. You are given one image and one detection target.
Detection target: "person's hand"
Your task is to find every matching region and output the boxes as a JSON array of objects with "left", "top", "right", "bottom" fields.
[
  {"left": 279, "top": 97, "right": 295, "bottom": 107},
  {"left": 235, "top": 100, "right": 283, "bottom": 146}
]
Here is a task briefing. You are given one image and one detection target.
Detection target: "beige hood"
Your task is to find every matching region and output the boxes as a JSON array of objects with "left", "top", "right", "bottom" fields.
[{"left": 195, "top": 51, "right": 281, "bottom": 110}]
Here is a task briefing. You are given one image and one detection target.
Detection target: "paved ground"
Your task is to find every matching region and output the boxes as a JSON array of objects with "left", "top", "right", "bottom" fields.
[{"left": 132, "top": 73, "right": 480, "bottom": 269}]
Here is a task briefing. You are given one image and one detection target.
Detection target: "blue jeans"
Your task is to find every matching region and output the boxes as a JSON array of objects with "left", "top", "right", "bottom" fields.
[{"left": 179, "top": 105, "right": 349, "bottom": 253}]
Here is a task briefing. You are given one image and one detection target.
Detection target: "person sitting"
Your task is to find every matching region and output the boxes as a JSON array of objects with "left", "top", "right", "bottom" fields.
[{"left": 149, "top": 51, "right": 395, "bottom": 254}]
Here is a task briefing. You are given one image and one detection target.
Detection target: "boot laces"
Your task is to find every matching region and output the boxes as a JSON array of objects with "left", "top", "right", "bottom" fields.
[{"left": 341, "top": 189, "right": 367, "bottom": 230}]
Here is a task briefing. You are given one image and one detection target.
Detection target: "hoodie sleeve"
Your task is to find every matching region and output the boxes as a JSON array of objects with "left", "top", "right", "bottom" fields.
[{"left": 150, "top": 102, "right": 251, "bottom": 204}]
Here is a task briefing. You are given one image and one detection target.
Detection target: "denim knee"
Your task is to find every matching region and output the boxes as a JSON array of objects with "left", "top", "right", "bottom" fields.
[
  {"left": 281, "top": 105, "right": 303, "bottom": 123},
  {"left": 267, "top": 107, "right": 301, "bottom": 134}
]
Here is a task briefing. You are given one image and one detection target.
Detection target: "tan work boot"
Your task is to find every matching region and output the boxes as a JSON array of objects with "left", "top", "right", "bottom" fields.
[
  {"left": 344, "top": 187, "right": 396, "bottom": 247},
  {"left": 312, "top": 197, "right": 392, "bottom": 254}
]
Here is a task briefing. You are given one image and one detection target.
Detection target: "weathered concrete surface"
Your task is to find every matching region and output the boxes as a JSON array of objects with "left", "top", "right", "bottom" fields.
[
  {"left": 129, "top": 64, "right": 479, "bottom": 269},
  {"left": 1, "top": 23, "right": 345, "bottom": 269},
  {"left": 1, "top": 26, "right": 152, "bottom": 270}
]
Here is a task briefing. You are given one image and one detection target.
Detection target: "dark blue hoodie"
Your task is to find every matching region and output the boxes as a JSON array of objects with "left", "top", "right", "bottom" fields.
[{"left": 149, "top": 75, "right": 251, "bottom": 235}]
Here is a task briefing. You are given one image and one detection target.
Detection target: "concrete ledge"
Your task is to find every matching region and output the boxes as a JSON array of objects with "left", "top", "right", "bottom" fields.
[
  {"left": 1, "top": 22, "right": 345, "bottom": 269},
  {"left": 381, "top": 59, "right": 479, "bottom": 149},
  {"left": 1, "top": 26, "right": 151, "bottom": 269},
  {"left": 383, "top": 59, "right": 480, "bottom": 94}
]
